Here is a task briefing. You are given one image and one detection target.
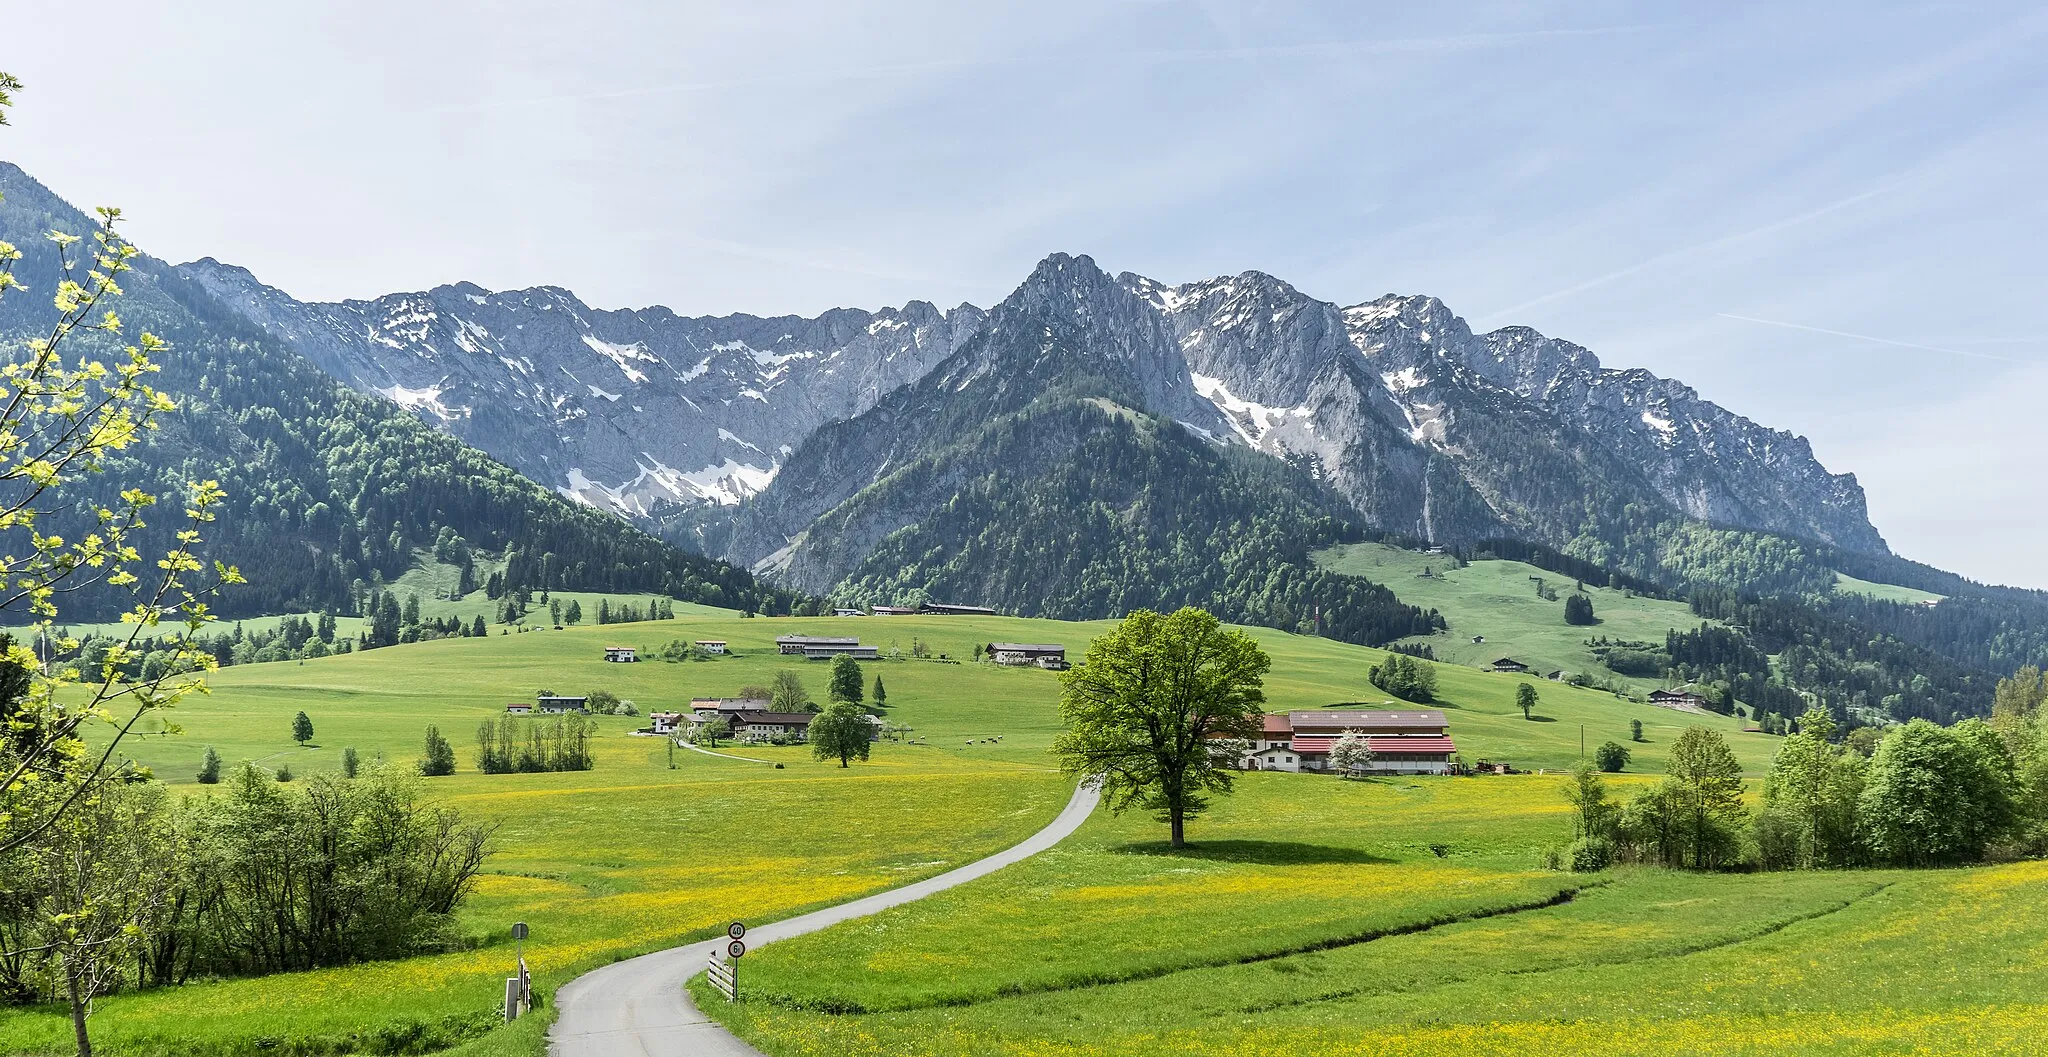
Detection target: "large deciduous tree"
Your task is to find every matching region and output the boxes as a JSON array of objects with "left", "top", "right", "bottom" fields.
[
  {"left": 1052, "top": 607, "right": 1270, "bottom": 848},
  {"left": 1860, "top": 718, "right": 2015, "bottom": 866},
  {"left": 1755, "top": 707, "right": 1865, "bottom": 869},
  {"left": 810, "top": 701, "right": 873, "bottom": 768},
  {"left": 1624, "top": 726, "right": 1747, "bottom": 869},
  {"left": 827, "top": 654, "right": 864, "bottom": 706}
]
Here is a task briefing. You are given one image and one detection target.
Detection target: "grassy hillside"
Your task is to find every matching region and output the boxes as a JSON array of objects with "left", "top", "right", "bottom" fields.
[
  {"left": 1315, "top": 541, "right": 1710, "bottom": 687},
  {"left": 0, "top": 609, "right": 1782, "bottom": 1053},
  {"left": 1833, "top": 570, "right": 1947, "bottom": 605},
  {"left": 106, "top": 610, "right": 1777, "bottom": 782}
]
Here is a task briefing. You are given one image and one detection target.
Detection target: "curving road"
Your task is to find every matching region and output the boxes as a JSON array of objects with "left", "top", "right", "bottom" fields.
[{"left": 548, "top": 780, "right": 1100, "bottom": 1057}]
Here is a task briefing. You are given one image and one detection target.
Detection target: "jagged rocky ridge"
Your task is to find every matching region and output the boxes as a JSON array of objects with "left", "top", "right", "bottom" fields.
[
  {"left": 189, "top": 253, "right": 1884, "bottom": 575},
  {"left": 181, "top": 260, "right": 983, "bottom": 535}
]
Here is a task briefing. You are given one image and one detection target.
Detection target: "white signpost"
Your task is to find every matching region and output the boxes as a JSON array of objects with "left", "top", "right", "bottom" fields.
[
  {"left": 505, "top": 921, "right": 532, "bottom": 1022},
  {"left": 708, "top": 921, "right": 746, "bottom": 1001}
]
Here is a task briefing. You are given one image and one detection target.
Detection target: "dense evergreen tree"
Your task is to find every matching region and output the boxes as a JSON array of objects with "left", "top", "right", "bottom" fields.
[{"left": 1564, "top": 592, "right": 1596, "bottom": 625}]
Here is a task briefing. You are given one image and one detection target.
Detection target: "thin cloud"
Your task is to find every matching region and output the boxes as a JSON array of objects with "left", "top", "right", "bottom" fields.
[
  {"left": 1716, "top": 313, "right": 2025, "bottom": 363},
  {"left": 1488, "top": 180, "right": 1910, "bottom": 320},
  {"left": 426, "top": 24, "right": 1667, "bottom": 116}
]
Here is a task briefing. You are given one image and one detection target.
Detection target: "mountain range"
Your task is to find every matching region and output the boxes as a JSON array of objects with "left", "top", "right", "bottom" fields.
[
  {"left": 188, "top": 244, "right": 1886, "bottom": 581},
  {"left": 6, "top": 158, "right": 2046, "bottom": 724}
]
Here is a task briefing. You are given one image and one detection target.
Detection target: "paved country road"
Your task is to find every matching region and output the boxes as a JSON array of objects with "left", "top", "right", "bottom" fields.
[{"left": 548, "top": 780, "right": 1101, "bottom": 1057}]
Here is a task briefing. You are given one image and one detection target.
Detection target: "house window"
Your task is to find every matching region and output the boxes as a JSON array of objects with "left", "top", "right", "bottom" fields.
[{"left": 1285, "top": 756, "right": 1295, "bottom": 763}]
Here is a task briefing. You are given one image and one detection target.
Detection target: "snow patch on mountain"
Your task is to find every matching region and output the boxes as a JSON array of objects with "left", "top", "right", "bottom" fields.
[
  {"left": 580, "top": 335, "right": 655, "bottom": 384},
  {"left": 1190, "top": 372, "right": 1311, "bottom": 446},
  {"left": 376, "top": 383, "right": 464, "bottom": 421}
]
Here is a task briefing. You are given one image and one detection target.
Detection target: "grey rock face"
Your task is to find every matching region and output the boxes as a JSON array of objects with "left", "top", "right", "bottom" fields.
[
  {"left": 184, "top": 250, "right": 1886, "bottom": 571},
  {"left": 178, "top": 258, "right": 983, "bottom": 520}
]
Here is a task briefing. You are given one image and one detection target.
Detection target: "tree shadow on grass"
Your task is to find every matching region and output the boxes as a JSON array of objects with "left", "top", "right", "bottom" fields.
[
  {"left": 1523, "top": 715, "right": 1559, "bottom": 723},
  {"left": 1108, "top": 839, "right": 1393, "bottom": 866}
]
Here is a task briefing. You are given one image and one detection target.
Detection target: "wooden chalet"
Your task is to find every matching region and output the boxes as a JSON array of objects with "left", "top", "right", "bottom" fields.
[
  {"left": 1489, "top": 657, "right": 1530, "bottom": 673},
  {"left": 537, "top": 695, "right": 588, "bottom": 713},
  {"left": 1649, "top": 688, "right": 1710, "bottom": 709}
]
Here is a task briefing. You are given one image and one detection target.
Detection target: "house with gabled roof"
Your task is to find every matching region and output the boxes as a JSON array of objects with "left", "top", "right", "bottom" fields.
[{"left": 1227, "top": 709, "right": 1457, "bottom": 775}]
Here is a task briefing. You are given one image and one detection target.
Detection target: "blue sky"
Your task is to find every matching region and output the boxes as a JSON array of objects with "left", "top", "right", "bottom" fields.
[{"left": 5, "top": 1, "right": 2045, "bottom": 584}]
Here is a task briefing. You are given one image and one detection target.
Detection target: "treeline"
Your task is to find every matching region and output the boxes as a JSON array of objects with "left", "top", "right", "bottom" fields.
[
  {"left": 1684, "top": 589, "right": 1994, "bottom": 723},
  {"left": 0, "top": 765, "right": 491, "bottom": 1003},
  {"left": 1559, "top": 687, "right": 2048, "bottom": 873},
  {"left": 830, "top": 402, "right": 1444, "bottom": 647},
  {"left": 475, "top": 714, "right": 595, "bottom": 774}
]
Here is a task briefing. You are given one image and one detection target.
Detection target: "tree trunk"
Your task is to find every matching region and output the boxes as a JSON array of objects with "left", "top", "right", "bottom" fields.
[
  {"left": 66, "top": 961, "right": 91, "bottom": 1057},
  {"left": 1169, "top": 802, "right": 1185, "bottom": 848}
]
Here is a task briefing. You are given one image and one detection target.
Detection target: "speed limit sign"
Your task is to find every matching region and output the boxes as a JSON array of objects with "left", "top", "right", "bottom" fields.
[
  {"left": 727, "top": 939, "right": 747, "bottom": 959},
  {"left": 727, "top": 921, "right": 747, "bottom": 941}
]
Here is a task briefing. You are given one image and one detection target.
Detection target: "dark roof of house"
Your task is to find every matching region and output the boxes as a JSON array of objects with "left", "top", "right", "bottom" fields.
[
  {"left": 691, "top": 697, "right": 771, "bottom": 710},
  {"left": 921, "top": 602, "right": 998, "bottom": 614},
  {"left": 538, "top": 695, "right": 587, "bottom": 703},
  {"left": 989, "top": 643, "right": 1065, "bottom": 652},
  {"left": 1286, "top": 709, "right": 1448, "bottom": 729},
  {"left": 1491, "top": 658, "right": 1525, "bottom": 667},
  {"left": 1291, "top": 735, "right": 1458, "bottom": 755},
  {"left": 776, "top": 635, "right": 860, "bottom": 645},
  {"left": 734, "top": 711, "right": 815, "bottom": 726},
  {"left": 1262, "top": 714, "right": 1294, "bottom": 735}
]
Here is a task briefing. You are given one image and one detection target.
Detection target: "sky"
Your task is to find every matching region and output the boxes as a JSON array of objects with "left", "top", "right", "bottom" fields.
[{"left": 4, "top": 1, "right": 2045, "bottom": 585}]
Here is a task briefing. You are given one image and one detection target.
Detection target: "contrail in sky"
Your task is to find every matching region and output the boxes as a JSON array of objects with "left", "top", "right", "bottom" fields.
[{"left": 1716, "top": 313, "right": 2025, "bottom": 363}]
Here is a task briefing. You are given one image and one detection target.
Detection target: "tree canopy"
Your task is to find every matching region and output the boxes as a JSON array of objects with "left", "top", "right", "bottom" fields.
[
  {"left": 1051, "top": 607, "right": 1269, "bottom": 848},
  {"left": 810, "top": 701, "right": 873, "bottom": 768}
]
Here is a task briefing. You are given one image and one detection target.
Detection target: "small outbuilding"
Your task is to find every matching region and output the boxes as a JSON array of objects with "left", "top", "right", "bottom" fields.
[{"left": 505, "top": 702, "right": 534, "bottom": 714}]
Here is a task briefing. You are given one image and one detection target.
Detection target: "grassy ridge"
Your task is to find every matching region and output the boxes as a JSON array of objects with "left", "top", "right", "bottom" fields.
[
  {"left": 1314, "top": 541, "right": 1709, "bottom": 687},
  {"left": 1832, "top": 570, "right": 1947, "bottom": 605}
]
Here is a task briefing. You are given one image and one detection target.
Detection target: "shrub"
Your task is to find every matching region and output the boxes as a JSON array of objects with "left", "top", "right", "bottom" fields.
[
  {"left": 1594, "top": 741, "right": 1631, "bottom": 772},
  {"left": 1567, "top": 836, "right": 1613, "bottom": 872}
]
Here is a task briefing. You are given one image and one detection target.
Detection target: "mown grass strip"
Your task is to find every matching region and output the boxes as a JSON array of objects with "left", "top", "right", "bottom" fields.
[{"left": 753, "top": 882, "right": 1598, "bottom": 1015}]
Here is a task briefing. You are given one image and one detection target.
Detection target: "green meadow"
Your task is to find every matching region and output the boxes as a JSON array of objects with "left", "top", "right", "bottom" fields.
[
  {"left": 1832, "top": 570, "right": 1947, "bottom": 605},
  {"left": 1314, "top": 541, "right": 1714, "bottom": 686},
  {"left": 705, "top": 773, "right": 2048, "bottom": 1057},
  {"left": 0, "top": 608, "right": 1982, "bottom": 1055}
]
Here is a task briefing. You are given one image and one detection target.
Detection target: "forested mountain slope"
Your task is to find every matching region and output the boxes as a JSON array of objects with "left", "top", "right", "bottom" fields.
[
  {"left": 0, "top": 162, "right": 795, "bottom": 619},
  {"left": 728, "top": 254, "right": 1442, "bottom": 643}
]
